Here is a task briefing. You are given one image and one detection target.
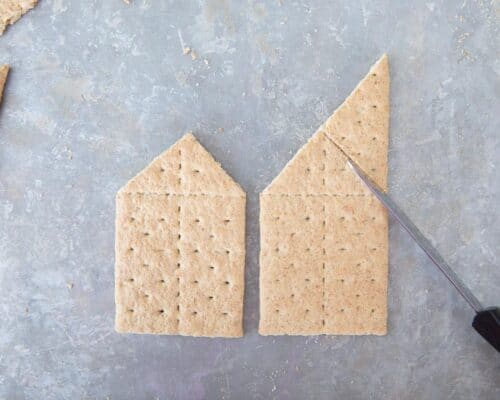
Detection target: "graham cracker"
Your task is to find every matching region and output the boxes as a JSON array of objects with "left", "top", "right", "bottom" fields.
[
  {"left": 259, "top": 55, "right": 389, "bottom": 335},
  {"left": 115, "top": 133, "right": 246, "bottom": 337},
  {"left": 0, "top": 64, "right": 8, "bottom": 104},
  {"left": 0, "top": 0, "right": 38, "bottom": 35}
]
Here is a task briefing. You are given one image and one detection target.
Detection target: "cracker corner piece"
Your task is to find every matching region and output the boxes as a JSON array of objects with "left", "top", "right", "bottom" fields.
[
  {"left": 259, "top": 55, "right": 389, "bottom": 336},
  {"left": 116, "top": 133, "right": 246, "bottom": 337},
  {"left": 0, "top": 0, "right": 39, "bottom": 35},
  {"left": 0, "top": 64, "right": 9, "bottom": 104}
]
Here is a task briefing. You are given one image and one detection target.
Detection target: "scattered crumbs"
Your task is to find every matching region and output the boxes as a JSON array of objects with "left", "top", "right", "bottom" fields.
[
  {"left": 64, "top": 147, "right": 73, "bottom": 160},
  {"left": 457, "top": 32, "right": 470, "bottom": 44},
  {"left": 441, "top": 77, "right": 453, "bottom": 86},
  {"left": 190, "top": 50, "right": 198, "bottom": 60},
  {"left": 203, "top": 59, "right": 209, "bottom": 66},
  {"left": 217, "top": 127, "right": 225, "bottom": 134},
  {"left": 182, "top": 46, "right": 191, "bottom": 55},
  {"left": 272, "top": 385, "right": 277, "bottom": 392},
  {"left": 123, "top": 0, "right": 130, "bottom": 4},
  {"left": 458, "top": 48, "right": 475, "bottom": 63},
  {"left": 67, "top": 282, "right": 74, "bottom": 290}
]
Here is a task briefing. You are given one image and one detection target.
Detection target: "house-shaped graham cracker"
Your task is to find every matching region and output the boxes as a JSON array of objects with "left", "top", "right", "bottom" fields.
[
  {"left": 259, "top": 55, "right": 389, "bottom": 335},
  {"left": 115, "top": 133, "right": 246, "bottom": 337}
]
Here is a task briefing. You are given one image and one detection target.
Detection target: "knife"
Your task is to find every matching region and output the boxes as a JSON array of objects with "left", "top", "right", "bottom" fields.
[{"left": 347, "top": 158, "right": 500, "bottom": 352}]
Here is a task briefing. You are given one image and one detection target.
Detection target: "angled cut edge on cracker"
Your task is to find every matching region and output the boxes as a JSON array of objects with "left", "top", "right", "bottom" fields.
[
  {"left": 115, "top": 133, "right": 246, "bottom": 337},
  {"left": 0, "top": 0, "right": 39, "bottom": 35},
  {"left": 0, "top": 64, "right": 9, "bottom": 104},
  {"left": 259, "top": 55, "right": 389, "bottom": 336}
]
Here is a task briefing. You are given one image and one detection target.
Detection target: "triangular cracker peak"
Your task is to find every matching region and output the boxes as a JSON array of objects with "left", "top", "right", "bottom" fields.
[
  {"left": 0, "top": 65, "right": 9, "bottom": 104},
  {"left": 322, "top": 54, "right": 389, "bottom": 190},
  {"left": 0, "top": 0, "right": 38, "bottom": 35},
  {"left": 263, "top": 131, "right": 370, "bottom": 196},
  {"left": 120, "top": 133, "right": 244, "bottom": 196}
]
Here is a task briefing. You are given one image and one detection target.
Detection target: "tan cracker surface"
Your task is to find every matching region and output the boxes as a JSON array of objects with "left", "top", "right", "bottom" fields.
[
  {"left": 259, "top": 55, "right": 389, "bottom": 335},
  {"left": 0, "top": 64, "right": 8, "bottom": 104},
  {"left": 0, "top": 0, "right": 38, "bottom": 35},
  {"left": 115, "top": 133, "right": 246, "bottom": 337}
]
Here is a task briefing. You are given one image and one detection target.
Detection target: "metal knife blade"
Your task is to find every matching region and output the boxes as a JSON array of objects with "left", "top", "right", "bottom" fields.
[{"left": 346, "top": 158, "right": 483, "bottom": 312}]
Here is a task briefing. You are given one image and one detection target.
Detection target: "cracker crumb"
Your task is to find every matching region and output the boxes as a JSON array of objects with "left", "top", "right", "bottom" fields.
[
  {"left": 190, "top": 50, "right": 198, "bottom": 60},
  {"left": 67, "top": 282, "right": 74, "bottom": 290},
  {"left": 0, "top": 64, "right": 9, "bottom": 104},
  {"left": 0, "top": 0, "right": 39, "bottom": 35},
  {"left": 183, "top": 46, "right": 191, "bottom": 55},
  {"left": 123, "top": 0, "right": 130, "bottom": 4},
  {"left": 217, "top": 127, "right": 225, "bottom": 134},
  {"left": 64, "top": 147, "right": 73, "bottom": 160}
]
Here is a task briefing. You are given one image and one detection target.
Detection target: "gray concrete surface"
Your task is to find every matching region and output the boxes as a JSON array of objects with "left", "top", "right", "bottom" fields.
[{"left": 0, "top": 0, "right": 499, "bottom": 399}]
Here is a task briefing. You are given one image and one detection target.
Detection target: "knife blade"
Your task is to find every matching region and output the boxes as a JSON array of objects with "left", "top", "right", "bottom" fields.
[{"left": 347, "top": 157, "right": 499, "bottom": 352}]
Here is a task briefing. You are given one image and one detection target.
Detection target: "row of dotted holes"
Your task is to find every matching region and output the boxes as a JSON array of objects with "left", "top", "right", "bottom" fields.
[
  {"left": 127, "top": 218, "right": 231, "bottom": 237},
  {"left": 340, "top": 136, "right": 379, "bottom": 142},
  {"left": 192, "top": 248, "right": 231, "bottom": 255},
  {"left": 307, "top": 165, "right": 377, "bottom": 174},
  {"left": 127, "top": 306, "right": 376, "bottom": 316},
  {"left": 321, "top": 146, "right": 327, "bottom": 326},
  {"left": 126, "top": 309, "right": 232, "bottom": 316},
  {"left": 195, "top": 218, "right": 231, "bottom": 224},
  {"left": 306, "top": 167, "right": 346, "bottom": 173},
  {"left": 274, "top": 309, "right": 376, "bottom": 314},
  {"left": 159, "top": 167, "right": 201, "bottom": 174},
  {"left": 125, "top": 277, "right": 234, "bottom": 285},
  {"left": 130, "top": 217, "right": 231, "bottom": 223},
  {"left": 272, "top": 307, "right": 377, "bottom": 315},
  {"left": 274, "top": 215, "right": 375, "bottom": 225},
  {"left": 176, "top": 158, "right": 181, "bottom": 325},
  {"left": 273, "top": 246, "right": 378, "bottom": 253},
  {"left": 124, "top": 276, "right": 233, "bottom": 313},
  {"left": 273, "top": 276, "right": 377, "bottom": 283}
]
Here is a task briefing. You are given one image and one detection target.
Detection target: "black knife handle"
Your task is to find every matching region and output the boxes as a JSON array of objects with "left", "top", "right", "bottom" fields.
[{"left": 472, "top": 307, "right": 500, "bottom": 352}]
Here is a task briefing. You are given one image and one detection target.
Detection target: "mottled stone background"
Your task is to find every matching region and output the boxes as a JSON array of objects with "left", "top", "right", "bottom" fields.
[{"left": 0, "top": 0, "right": 498, "bottom": 399}]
